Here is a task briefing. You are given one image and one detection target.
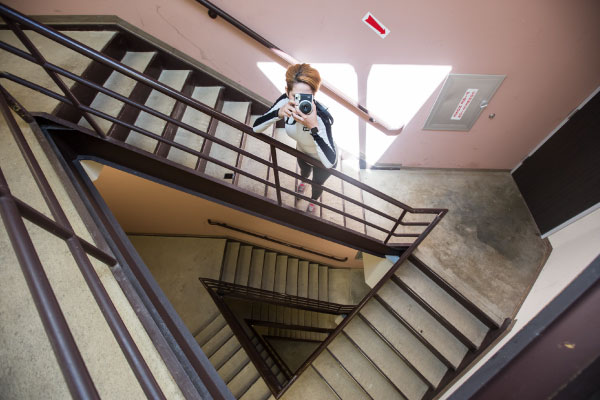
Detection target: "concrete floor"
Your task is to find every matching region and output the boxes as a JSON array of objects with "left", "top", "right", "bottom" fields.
[{"left": 359, "top": 168, "right": 550, "bottom": 319}]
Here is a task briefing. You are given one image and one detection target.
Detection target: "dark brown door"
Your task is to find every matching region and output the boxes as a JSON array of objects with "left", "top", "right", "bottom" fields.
[{"left": 512, "top": 91, "right": 600, "bottom": 236}]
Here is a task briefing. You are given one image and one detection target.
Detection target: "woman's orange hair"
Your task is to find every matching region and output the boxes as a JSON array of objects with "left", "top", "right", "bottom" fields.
[{"left": 285, "top": 63, "right": 321, "bottom": 94}]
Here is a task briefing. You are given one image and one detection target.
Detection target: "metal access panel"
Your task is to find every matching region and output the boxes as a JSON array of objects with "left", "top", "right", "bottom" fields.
[{"left": 423, "top": 74, "right": 505, "bottom": 131}]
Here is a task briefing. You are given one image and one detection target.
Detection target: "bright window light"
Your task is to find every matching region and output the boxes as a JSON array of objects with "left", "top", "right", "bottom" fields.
[{"left": 367, "top": 64, "right": 452, "bottom": 129}]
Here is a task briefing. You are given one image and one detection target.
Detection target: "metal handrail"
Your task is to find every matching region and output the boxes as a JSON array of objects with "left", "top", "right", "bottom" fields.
[
  {"left": 194, "top": 0, "right": 403, "bottom": 136},
  {"left": 200, "top": 278, "right": 354, "bottom": 315},
  {"left": 0, "top": 3, "right": 446, "bottom": 250}
]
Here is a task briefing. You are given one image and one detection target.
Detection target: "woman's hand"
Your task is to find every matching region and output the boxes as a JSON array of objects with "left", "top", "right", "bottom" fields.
[
  {"left": 278, "top": 101, "right": 297, "bottom": 119},
  {"left": 292, "top": 100, "right": 318, "bottom": 130}
]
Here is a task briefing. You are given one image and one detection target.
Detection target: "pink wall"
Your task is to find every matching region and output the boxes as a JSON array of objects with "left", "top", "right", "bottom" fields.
[{"left": 8, "top": 0, "right": 600, "bottom": 169}]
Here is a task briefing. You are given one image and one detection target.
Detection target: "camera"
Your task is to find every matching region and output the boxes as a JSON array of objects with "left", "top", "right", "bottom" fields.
[{"left": 294, "top": 93, "right": 313, "bottom": 114}]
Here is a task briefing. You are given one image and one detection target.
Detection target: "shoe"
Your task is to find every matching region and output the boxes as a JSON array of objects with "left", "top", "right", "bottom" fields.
[
  {"left": 306, "top": 203, "right": 316, "bottom": 213},
  {"left": 296, "top": 183, "right": 306, "bottom": 194}
]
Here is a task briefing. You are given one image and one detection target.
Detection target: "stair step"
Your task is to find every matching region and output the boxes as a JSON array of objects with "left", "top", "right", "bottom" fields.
[
  {"left": 166, "top": 86, "right": 223, "bottom": 169},
  {"left": 286, "top": 258, "right": 299, "bottom": 296},
  {"left": 328, "top": 334, "right": 400, "bottom": 400},
  {"left": 319, "top": 265, "right": 329, "bottom": 302},
  {"left": 396, "top": 261, "right": 488, "bottom": 347},
  {"left": 261, "top": 252, "right": 277, "bottom": 291},
  {"left": 125, "top": 69, "right": 191, "bottom": 153},
  {"left": 266, "top": 128, "right": 297, "bottom": 206},
  {"left": 328, "top": 269, "right": 352, "bottom": 305},
  {"left": 79, "top": 51, "right": 156, "bottom": 132},
  {"left": 344, "top": 317, "right": 429, "bottom": 400},
  {"left": 340, "top": 158, "right": 366, "bottom": 234},
  {"left": 209, "top": 334, "right": 241, "bottom": 370},
  {"left": 361, "top": 299, "right": 446, "bottom": 388},
  {"left": 204, "top": 101, "right": 250, "bottom": 180},
  {"left": 239, "top": 376, "right": 271, "bottom": 400},
  {"left": 236, "top": 115, "right": 274, "bottom": 196},
  {"left": 274, "top": 255, "right": 288, "bottom": 293},
  {"left": 227, "top": 360, "right": 261, "bottom": 398},
  {"left": 217, "top": 348, "right": 249, "bottom": 383},
  {"left": 221, "top": 241, "right": 241, "bottom": 283},
  {"left": 297, "top": 261, "right": 309, "bottom": 298},
  {"left": 308, "top": 263, "right": 319, "bottom": 300},
  {"left": 235, "top": 245, "right": 253, "bottom": 286},
  {"left": 280, "top": 367, "right": 339, "bottom": 400},
  {"left": 248, "top": 248, "right": 266, "bottom": 289},
  {"left": 202, "top": 323, "right": 233, "bottom": 358},
  {"left": 313, "top": 350, "right": 370, "bottom": 400},
  {"left": 195, "top": 314, "right": 226, "bottom": 347},
  {"left": 378, "top": 281, "right": 467, "bottom": 369}
]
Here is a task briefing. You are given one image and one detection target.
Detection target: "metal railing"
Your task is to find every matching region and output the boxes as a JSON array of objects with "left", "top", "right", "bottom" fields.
[
  {"left": 199, "top": 278, "right": 354, "bottom": 315},
  {"left": 0, "top": 85, "right": 165, "bottom": 398},
  {"left": 0, "top": 3, "right": 446, "bottom": 252}
]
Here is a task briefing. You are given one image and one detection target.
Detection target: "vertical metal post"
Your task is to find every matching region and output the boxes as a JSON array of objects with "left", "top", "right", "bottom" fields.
[
  {"left": 270, "top": 145, "right": 282, "bottom": 206},
  {"left": 384, "top": 210, "right": 407, "bottom": 245},
  {"left": 0, "top": 172, "right": 101, "bottom": 400}
]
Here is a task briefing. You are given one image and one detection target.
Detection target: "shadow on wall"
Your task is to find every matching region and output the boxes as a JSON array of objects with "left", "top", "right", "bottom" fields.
[{"left": 257, "top": 62, "right": 452, "bottom": 164}]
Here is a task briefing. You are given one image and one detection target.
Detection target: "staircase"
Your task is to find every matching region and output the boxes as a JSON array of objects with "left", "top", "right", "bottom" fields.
[{"left": 0, "top": 12, "right": 507, "bottom": 400}]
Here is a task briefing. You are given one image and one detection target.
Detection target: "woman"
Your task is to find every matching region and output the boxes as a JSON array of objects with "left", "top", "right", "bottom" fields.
[{"left": 253, "top": 63, "right": 337, "bottom": 213}]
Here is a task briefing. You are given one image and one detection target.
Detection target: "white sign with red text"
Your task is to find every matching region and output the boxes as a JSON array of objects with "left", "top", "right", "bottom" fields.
[
  {"left": 451, "top": 88, "right": 478, "bottom": 120},
  {"left": 362, "top": 12, "right": 390, "bottom": 39}
]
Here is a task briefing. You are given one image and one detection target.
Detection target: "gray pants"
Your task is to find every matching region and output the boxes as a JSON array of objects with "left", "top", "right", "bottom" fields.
[{"left": 297, "top": 158, "right": 335, "bottom": 201}]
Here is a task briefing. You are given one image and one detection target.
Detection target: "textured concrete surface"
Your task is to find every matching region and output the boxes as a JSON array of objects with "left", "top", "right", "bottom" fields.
[
  {"left": 1, "top": 30, "right": 185, "bottom": 397},
  {"left": 267, "top": 338, "right": 320, "bottom": 372},
  {"left": 360, "top": 169, "right": 550, "bottom": 319},
  {"left": 128, "top": 235, "right": 226, "bottom": 332}
]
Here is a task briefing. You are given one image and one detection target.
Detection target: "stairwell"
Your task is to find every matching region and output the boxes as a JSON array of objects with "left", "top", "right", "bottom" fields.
[{"left": 0, "top": 17, "right": 509, "bottom": 400}]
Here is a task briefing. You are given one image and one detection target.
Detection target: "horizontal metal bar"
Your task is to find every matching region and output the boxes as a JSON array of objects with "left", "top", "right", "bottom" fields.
[{"left": 207, "top": 219, "right": 347, "bottom": 262}]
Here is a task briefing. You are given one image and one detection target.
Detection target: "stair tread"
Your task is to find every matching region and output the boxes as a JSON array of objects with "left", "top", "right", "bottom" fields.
[
  {"left": 125, "top": 69, "right": 191, "bottom": 153},
  {"left": 235, "top": 245, "right": 253, "bottom": 286},
  {"left": 222, "top": 241, "right": 241, "bottom": 283},
  {"left": 308, "top": 263, "right": 319, "bottom": 300},
  {"left": 328, "top": 269, "right": 352, "bottom": 305},
  {"left": 279, "top": 367, "right": 339, "bottom": 400},
  {"left": 266, "top": 128, "right": 297, "bottom": 206},
  {"left": 167, "top": 85, "right": 223, "bottom": 168},
  {"left": 205, "top": 101, "right": 250, "bottom": 180},
  {"left": 396, "top": 261, "right": 488, "bottom": 347},
  {"left": 297, "top": 261, "right": 309, "bottom": 298},
  {"left": 209, "top": 334, "right": 240, "bottom": 370},
  {"left": 286, "top": 258, "right": 299, "bottom": 296},
  {"left": 261, "top": 252, "right": 277, "bottom": 291},
  {"left": 237, "top": 115, "right": 274, "bottom": 196},
  {"left": 239, "top": 376, "right": 271, "bottom": 400},
  {"left": 345, "top": 317, "right": 429, "bottom": 400},
  {"left": 202, "top": 323, "right": 233, "bottom": 357},
  {"left": 195, "top": 314, "right": 226, "bottom": 347},
  {"left": 313, "top": 350, "right": 370, "bottom": 400},
  {"left": 361, "top": 299, "right": 446, "bottom": 387},
  {"left": 227, "top": 359, "right": 260, "bottom": 398},
  {"left": 217, "top": 347, "right": 249, "bottom": 384},
  {"left": 328, "top": 335, "right": 402, "bottom": 400},
  {"left": 378, "top": 281, "right": 468, "bottom": 368},
  {"left": 79, "top": 51, "right": 156, "bottom": 132},
  {"left": 248, "top": 248, "right": 266, "bottom": 289},
  {"left": 274, "top": 255, "right": 288, "bottom": 293},
  {"left": 318, "top": 265, "right": 329, "bottom": 302}
]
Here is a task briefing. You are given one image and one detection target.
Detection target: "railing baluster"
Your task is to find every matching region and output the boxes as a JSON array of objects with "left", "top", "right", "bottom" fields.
[
  {"left": 384, "top": 210, "right": 407, "bottom": 245},
  {"left": 270, "top": 145, "right": 282, "bottom": 206}
]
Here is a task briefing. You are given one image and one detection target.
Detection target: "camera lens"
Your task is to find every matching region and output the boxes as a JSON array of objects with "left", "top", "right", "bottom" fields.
[{"left": 299, "top": 102, "right": 312, "bottom": 114}]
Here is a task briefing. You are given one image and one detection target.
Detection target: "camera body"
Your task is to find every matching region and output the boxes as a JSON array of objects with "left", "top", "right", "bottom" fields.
[{"left": 294, "top": 93, "right": 313, "bottom": 114}]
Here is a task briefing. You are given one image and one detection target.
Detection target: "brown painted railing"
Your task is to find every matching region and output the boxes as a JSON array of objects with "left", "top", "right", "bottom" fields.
[
  {"left": 200, "top": 278, "right": 354, "bottom": 315},
  {"left": 0, "top": 3, "right": 446, "bottom": 253},
  {"left": 0, "top": 87, "right": 165, "bottom": 398}
]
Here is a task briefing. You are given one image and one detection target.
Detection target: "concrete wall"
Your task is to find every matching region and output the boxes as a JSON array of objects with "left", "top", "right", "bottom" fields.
[
  {"left": 6, "top": 0, "right": 600, "bottom": 169},
  {"left": 0, "top": 31, "right": 184, "bottom": 399},
  {"left": 441, "top": 206, "right": 600, "bottom": 399}
]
